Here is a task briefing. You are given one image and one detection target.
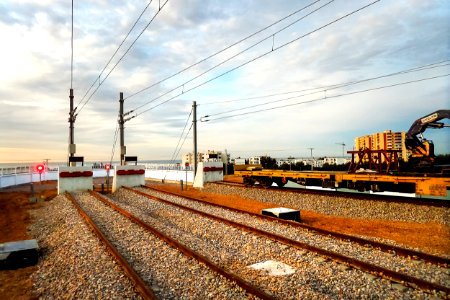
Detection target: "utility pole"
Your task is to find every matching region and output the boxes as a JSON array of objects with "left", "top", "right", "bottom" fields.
[
  {"left": 193, "top": 101, "right": 198, "bottom": 176},
  {"left": 118, "top": 92, "right": 135, "bottom": 166},
  {"left": 307, "top": 147, "right": 314, "bottom": 171},
  {"left": 68, "top": 88, "right": 77, "bottom": 166},
  {"left": 336, "top": 142, "right": 346, "bottom": 157},
  {"left": 119, "top": 92, "right": 125, "bottom": 165}
]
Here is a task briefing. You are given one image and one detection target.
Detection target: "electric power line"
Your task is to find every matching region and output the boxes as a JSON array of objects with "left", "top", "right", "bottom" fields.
[
  {"left": 109, "top": 125, "right": 120, "bottom": 165},
  {"left": 131, "top": 0, "right": 336, "bottom": 114},
  {"left": 173, "top": 123, "right": 193, "bottom": 164},
  {"left": 71, "top": 0, "right": 74, "bottom": 89},
  {"left": 77, "top": 0, "right": 169, "bottom": 115},
  {"left": 200, "top": 60, "right": 450, "bottom": 106},
  {"left": 125, "top": 0, "right": 327, "bottom": 101},
  {"left": 132, "top": 0, "right": 381, "bottom": 118},
  {"left": 202, "top": 73, "right": 450, "bottom": 122},
  {"left": 167, "top": 108, "right": 193, "bottom": 165},
  {"left": 77, "top": 1, "right": 153, "bottom": 107},
  {"left": 202, "top": 60, "right": 450, "bottom": 118}
]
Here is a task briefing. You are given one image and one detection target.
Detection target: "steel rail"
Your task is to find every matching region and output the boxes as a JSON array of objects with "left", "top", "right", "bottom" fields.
[
  {"left": 215, "top": 181, "right": 450, "bottom": 208},
  {"left": 144, "top": 184, "right": 450, "bottom": 266},
  {"left": 88, "top": 190, "right": 276, "bottom": 300},
  {"left": 131, "top": 186, "right": 450, "bottom": 295},
  {"left": 65, "top": 192, "right": 156, "bottom": 300}
]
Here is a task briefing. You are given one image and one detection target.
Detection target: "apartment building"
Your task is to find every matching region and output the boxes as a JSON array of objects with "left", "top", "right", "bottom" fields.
[
  {"left": 182, "top": 150, "right": 229, "bottom": 166},
  {"left": 354, "top": 130, "right": 409, "bottom": 162}
]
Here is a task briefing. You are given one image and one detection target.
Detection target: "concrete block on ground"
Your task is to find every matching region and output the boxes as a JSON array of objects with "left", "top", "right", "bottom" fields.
[
  {"left": 0, "top": 239, "right": 39, "bottom": 269},
  {"left": 261, "top": 207, "right": 301, "bottom": 222}
]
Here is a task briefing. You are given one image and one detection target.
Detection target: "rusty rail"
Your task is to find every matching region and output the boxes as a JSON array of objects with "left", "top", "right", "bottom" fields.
[
  {"left": 131, "top": 186, "right": 450, "bottom": 295},
  {"left": 145, "top": 184, "right": 450, "bottom": 266},
  {"left": 214, "top": 181, "right": 450, "bottom": 208},
  {"left": 65, "top": 192, "right": 156, "bottom": 300},
  {"left": 88, "top": 190, "right": 276, "bottom": 300}
]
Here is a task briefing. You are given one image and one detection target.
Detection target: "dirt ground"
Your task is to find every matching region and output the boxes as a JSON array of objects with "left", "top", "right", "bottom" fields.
[
  {"left": 0, "top": 178, "right": 448, "bottom": 299},
  {"left": 0, "top": 182, "right": 56, "bottom": 300}
]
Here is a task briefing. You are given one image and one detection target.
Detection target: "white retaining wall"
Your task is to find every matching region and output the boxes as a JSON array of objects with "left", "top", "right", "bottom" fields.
[{"left": 1, "top": 167, "right": 196, "bottom": 189}]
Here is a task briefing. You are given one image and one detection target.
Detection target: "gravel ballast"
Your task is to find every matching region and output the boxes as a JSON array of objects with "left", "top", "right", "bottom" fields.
[{"left": 203, "top": 183, "right": 450, "bottom": 225}]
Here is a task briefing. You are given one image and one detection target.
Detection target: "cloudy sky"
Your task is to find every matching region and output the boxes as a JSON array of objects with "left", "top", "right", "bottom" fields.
[{"left": 0, "top": 0, "right": 449, "bottom": 164}]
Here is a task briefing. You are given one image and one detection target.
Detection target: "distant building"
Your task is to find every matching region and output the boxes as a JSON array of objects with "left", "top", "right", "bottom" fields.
[
  {"left": 182, "top": 150, "right": 229, "bottom": 166},
  {"left": 249, "top": 156, "right": 261, "bottom": 165},
  {"left": 233, "top": 158, "right": 247, "bottom": 165},
  {"left": 354, "top": 130, "right": 409, "bottom": 162},
  {"left": 322, "top": 157, "right": 350, "bottom": 165}
]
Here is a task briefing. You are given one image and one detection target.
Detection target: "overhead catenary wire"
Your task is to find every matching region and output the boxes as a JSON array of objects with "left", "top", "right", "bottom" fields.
[
  {"left": 173, "top": 123, "right": 193, "bottom": 165},
  {"left": 167, "top": 108, "right": 193, "bottom": 165},
  {"left": 124, "top": 0, "right": 325, "bottom": 101},
  {"left": 132, "top": 0, "right": 381, "bottom": 118},
  {"left": 130, "top": 0, "right": 336, "bottom": 114},
  {"left": 164, "top": 122, "right": 194, "bottom": 180},
  {"left": 77, "top": 1, "right": 153, "bottom": 107},
  {"left": 77, "top": 0, "right": 169, "bottom": 115},
  {"left": 71, "top": 0, "right": 74, "bottom": 89},
  {"left": 201, "top": 60, "right": 450, "bottom": 118},
  {"left": 200, "top": 60, "right": 450, "bottom": 106},
  {"left": 109, "top": 125, "right": 120, "bottom": 165},
  {"left": 202, "top": 73, "right": 450, "bottom": 122}
]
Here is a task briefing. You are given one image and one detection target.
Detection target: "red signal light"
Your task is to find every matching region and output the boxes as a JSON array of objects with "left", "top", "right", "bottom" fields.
[
  {"left": 36, "top": 164, "right": 45, "bottom": 174},
  {"left": 105, "top": 164, "right": 111, "bottom": 170}
]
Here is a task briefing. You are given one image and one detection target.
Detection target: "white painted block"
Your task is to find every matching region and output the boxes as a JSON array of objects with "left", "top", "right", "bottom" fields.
[
  {"left": 248, "top": 260, "right": 296, "bottom": 276},
  {"left": 58, "top": 166, "right": 93, "bottom": 194},
  {"left": 112, "top": 165, "right": 145, "bottom": 192}
]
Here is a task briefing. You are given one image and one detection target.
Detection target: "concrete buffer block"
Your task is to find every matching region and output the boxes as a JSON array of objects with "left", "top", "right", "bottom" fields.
[
  {"left": 58, "top": 166, "right": 93, "bottom": 194},
  {"left": 112, "top": 165, "right": 145, "bottom": 193},
  {"left": 261, "top": 207, "right": 301, "bottom": 222},
  {"left": 193, "top": 161, "right": 224, "bottom": 188}
]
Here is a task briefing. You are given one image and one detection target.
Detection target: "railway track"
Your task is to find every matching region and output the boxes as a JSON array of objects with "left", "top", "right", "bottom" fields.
[
  {"left": 66, "top": 191, "right": 273, "bottom": 299},
  {"left": 65, "top": 192, "right": 156, "bottom": 300},
  {"left": 215, "top": 181, "right": 450, "bottom": 207},
  {"left": 120, "top": 186, "right": 448, "bottom": 297},
  {"left": 143, "top": 185, "right": 450, "bottom": 266}
]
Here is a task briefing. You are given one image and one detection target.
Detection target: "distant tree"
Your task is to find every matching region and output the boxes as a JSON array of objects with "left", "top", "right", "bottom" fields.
[
  {"left": 318, "top": 162, "right": 351, "bottom": 171},
  {"left": 260, "top": 156, "right": 278, "bottom": 169},
  {"left": 435, "top": 154, "right": 450, "bottom": 165},
  {"left": 280, "top": 162, "right": 291, "bottom": 171},
  {"left": 293, "top": 162, "right": 305, "bottom": 171}
]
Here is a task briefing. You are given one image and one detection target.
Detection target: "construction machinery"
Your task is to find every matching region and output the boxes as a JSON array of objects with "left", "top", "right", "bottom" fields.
[{"left": 405, "top": 109, "right": 450, "bottom": 167}]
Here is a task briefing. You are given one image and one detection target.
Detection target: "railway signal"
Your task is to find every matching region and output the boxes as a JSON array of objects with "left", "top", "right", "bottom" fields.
[
  {"left": 36, "top": 164, "right": 45, "bottom": 174},
  {"left": 105, "top": 164, "right": 111, "bottom": 193},
  {"left": 36, "top": 164, "right": 45, "bottom": 183}
]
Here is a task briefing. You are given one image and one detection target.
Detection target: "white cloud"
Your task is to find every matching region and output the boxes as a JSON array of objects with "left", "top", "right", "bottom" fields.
[{"left": 0, "top": 0, "right": 449, "bottom": 163}]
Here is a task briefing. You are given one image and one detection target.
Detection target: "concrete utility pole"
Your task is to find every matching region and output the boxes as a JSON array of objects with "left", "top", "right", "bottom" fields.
[
  {"left": 193, "top": 101, "right": 198, "bottom": 175},
  {"left": 119, "top": 92, "right": 125, "bottom": 165},
  {"left": 68, "top": 88, "right": 77, "bottom": 166},
  {"left": 308, "top": 147, "right": 314, "bottom": 157},
  {"left": 118, "top": 92, "right": 136, "bottom": 166}
]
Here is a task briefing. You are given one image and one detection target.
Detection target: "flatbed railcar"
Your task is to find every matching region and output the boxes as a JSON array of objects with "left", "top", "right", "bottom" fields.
[{"left": 235, "top": 169, "right": 450, "bottom": 198}]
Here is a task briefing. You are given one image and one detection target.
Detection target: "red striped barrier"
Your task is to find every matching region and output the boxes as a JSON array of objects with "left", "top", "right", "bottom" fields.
[
  {"left": 59, "top": 171, "right": 93, "bottom": 178},
  {"left": 116, "top": 169, "right": 145, "bottom": 176},
  {"left": 203, "top": 167, "right": 223, "bottom": 172}
]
